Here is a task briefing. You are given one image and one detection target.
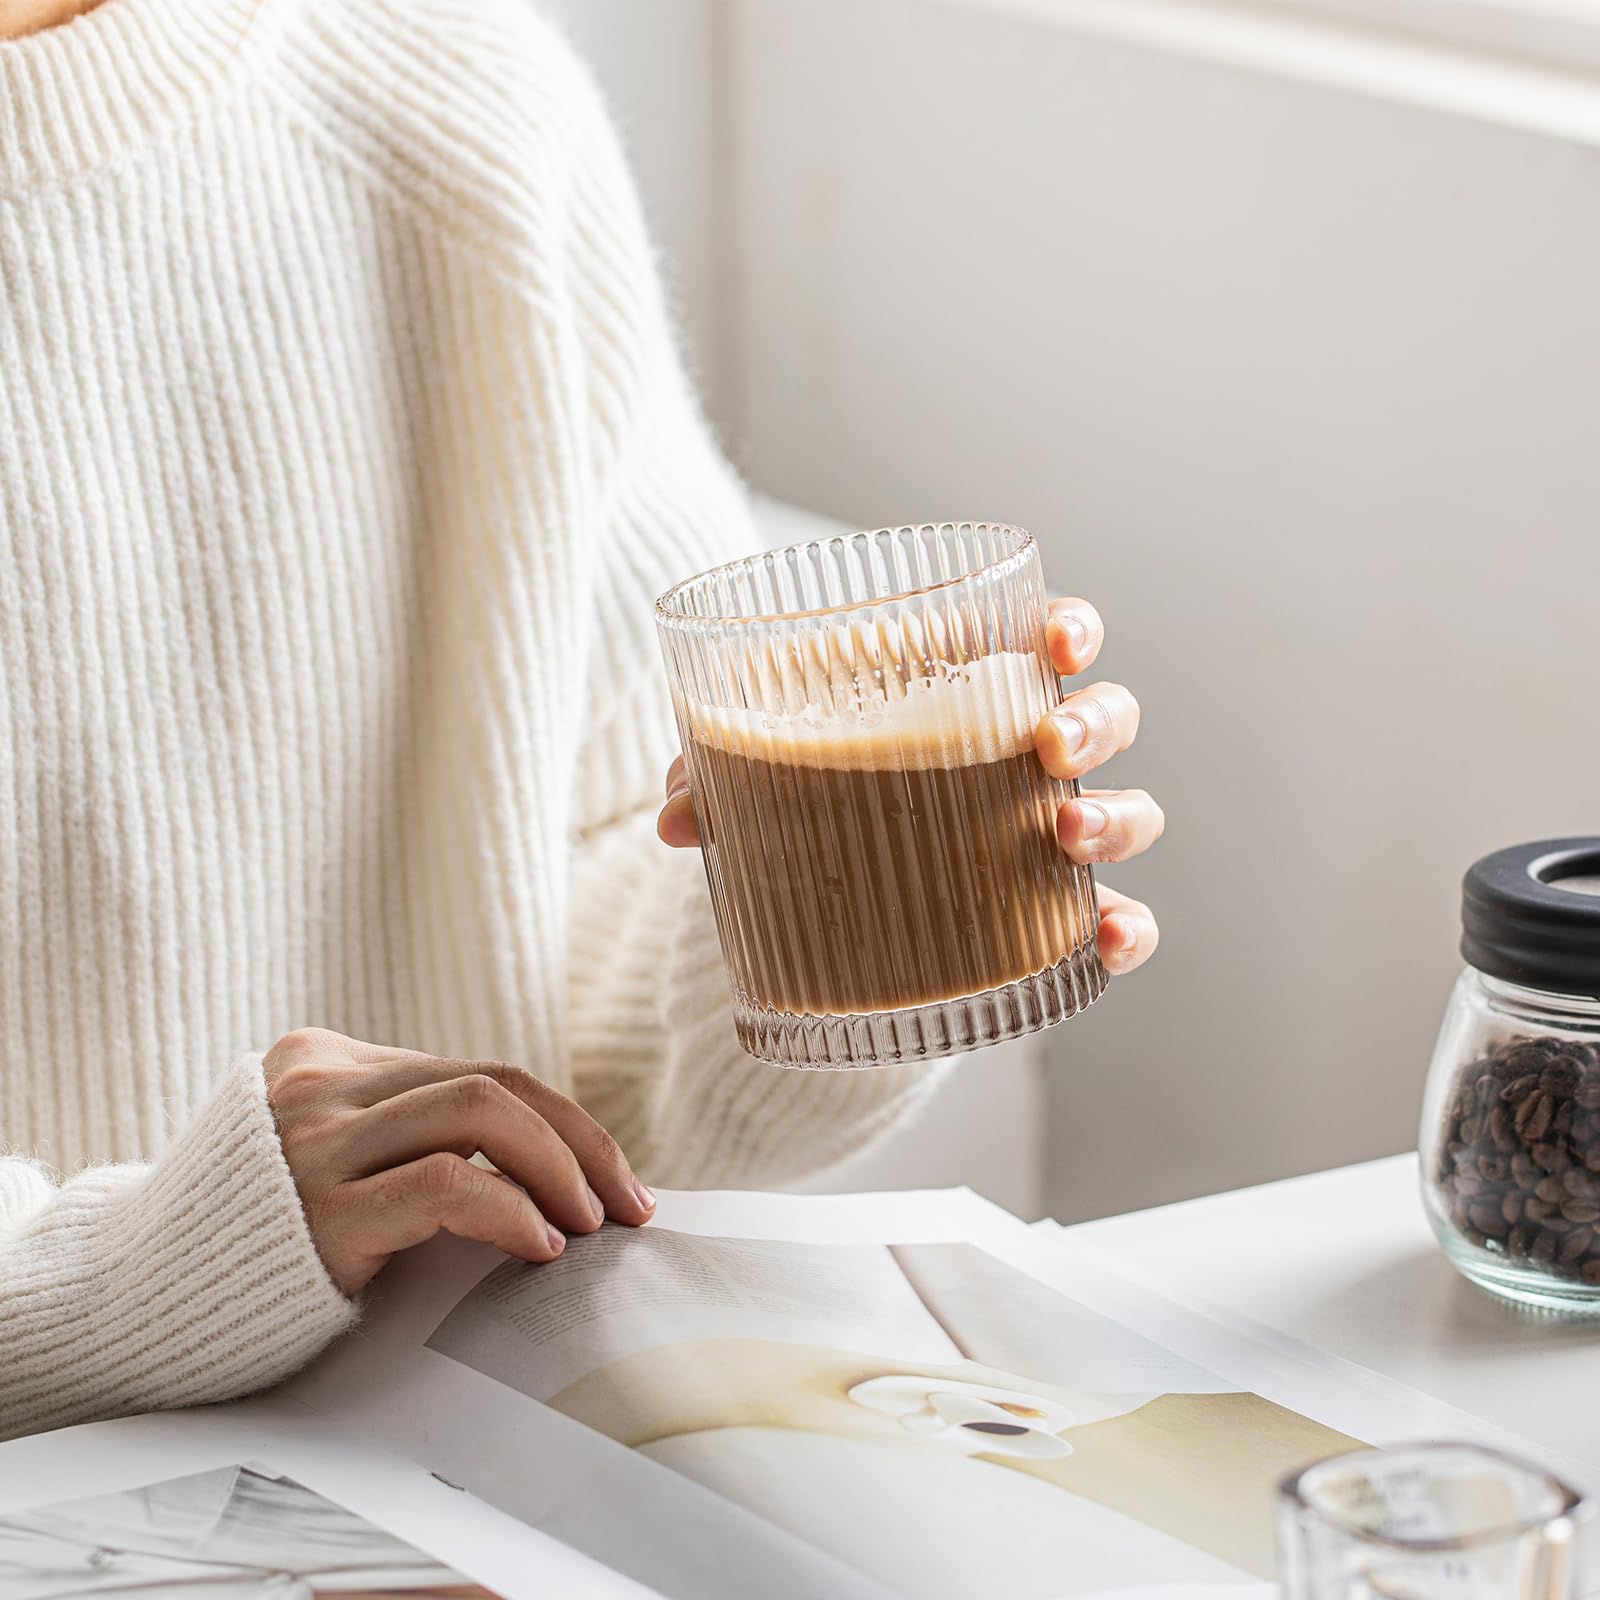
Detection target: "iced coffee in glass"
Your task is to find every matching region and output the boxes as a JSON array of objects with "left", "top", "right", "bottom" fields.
[{"left": 656, "top": 522, "right": 1106, "bottom": 1069}]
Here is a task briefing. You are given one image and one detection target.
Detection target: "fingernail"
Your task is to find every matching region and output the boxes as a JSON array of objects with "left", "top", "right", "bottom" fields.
[
  {"left": 1076, "top": 801, "right": 1108, "bottom": 840},
  {"left": 546, "top": 1224, "right": 565, "bottom": 1254},
  {"left": 587, "top": 1185, "right": 605, "bottom": 1224},
  {"left": 1052, "top": 713, "right": 1086, "bottom": 755},
  {"left": 667, "top": 777, "right": 690, "bottom": 802},
  {"left": 633, "top": 1178, "right": 656, "bottom": 1211},
  {"left": 1061, "top": 614, "right": 1088, "bottom": 660}
]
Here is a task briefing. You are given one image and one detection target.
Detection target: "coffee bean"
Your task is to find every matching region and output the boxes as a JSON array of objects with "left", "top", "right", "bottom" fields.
[
  {"left": 1583, "top": 1260, "right": 1600, "bottom": 1287},
  {"left": 1524, "top": 1094, "right": 1555, "bottom": 1144},
  {"left": 1536, "top": 1175, "right": 1565, "bottom": 1205},
  {"left": 1509, "top": 1044, "right": 1550, "bottom": 1075},
  {"left": 1479, "top": 1152, "right": 1509, "bottom": 1182},
  {"left": 1544, "top": 1062, "right": 1580, "bottom": 1099},
  {"left": 1470, "top": 1200, "right": 1506, "bottom": 1235},
  {"left": 1576, "top": 1078, "right": 1600, "bottom": 1111},
  {"left": 1524, "top": 1195, "right": 1554, "bottom": 1222},
  {"left": 1532, "top": 1142, "right": 1571, "bottom": 1174},
  {"left": 1564, "top": 1167, "right": 1598, "bottom": 1198},
  {"left": 1476, "top": 1073, "right": 1501, "bottom": 1109},
  {"left": 1532, "top": 1230, "right": 1559, "bottom": 1263},
  {"left": 1502, "top": 1191, "right": 1523, "bottom": 1224},
  {"left": 1487, "top": 1106, "right": 1513, "bottom": 1152},
  {"left": 1502, "top": 1073, "right": 1540, "bottom": 1104},
  {"left": 1563, "top": 1199, "right": 1600, "bottom": 1224},
  {"left": 1560, "top": 1230, "right": 1590, "bottom": 1264},
  {"left": 1508, "top": 1224, "right": 1533, "bottom": 1255}
]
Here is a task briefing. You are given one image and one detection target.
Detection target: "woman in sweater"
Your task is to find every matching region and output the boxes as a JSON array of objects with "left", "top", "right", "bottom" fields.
[{"left": 0, "top": 0, "right": 1163, "bottom": 1440}]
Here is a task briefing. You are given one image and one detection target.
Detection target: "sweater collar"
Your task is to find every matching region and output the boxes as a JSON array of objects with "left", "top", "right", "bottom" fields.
[{"left": 0, "top": 0, "right": 284, "bottom": 200}]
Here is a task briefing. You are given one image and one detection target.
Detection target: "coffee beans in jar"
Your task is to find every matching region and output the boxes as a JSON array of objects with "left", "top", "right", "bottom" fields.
[
  {"left": 1433, "top": 1035, "right": 1600, "bottom": 1285},
  {"left": 1420, "top": 838, "right": 1600, "bottom": 1312}
]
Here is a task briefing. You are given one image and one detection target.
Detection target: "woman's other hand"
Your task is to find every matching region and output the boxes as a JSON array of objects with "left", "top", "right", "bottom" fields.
[{"left": 263, "top": 1028, "right": 657, "bottom": 1296}]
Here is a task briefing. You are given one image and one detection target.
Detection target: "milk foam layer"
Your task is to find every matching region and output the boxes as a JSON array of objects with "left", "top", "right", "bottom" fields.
[{"left": 691, "top": 650, "right": 1050, "bottom": 772}]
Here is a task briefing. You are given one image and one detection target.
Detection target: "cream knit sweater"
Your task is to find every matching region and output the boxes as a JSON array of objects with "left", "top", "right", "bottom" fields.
[{"left": 0, "top": 0, "right": 941, "bottom": 1441}]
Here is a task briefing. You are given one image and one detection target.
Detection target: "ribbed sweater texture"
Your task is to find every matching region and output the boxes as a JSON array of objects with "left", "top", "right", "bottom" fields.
[{"left": 0, "top": 0, "right": 940, "bottom": 1439}]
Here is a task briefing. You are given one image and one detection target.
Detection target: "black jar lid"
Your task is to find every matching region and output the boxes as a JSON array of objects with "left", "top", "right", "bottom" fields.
[{"left": 1462, "top": 837, "right": 1600, "bottom": 999}]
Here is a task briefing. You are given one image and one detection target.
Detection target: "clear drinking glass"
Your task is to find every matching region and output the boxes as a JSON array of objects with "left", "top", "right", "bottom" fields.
[
  {"left": 1277, "top": 1442, "right": 1589, "bottom": 1600},
  {"left": 655, "top": 521, "right": 1107, "bottom": 1070}
]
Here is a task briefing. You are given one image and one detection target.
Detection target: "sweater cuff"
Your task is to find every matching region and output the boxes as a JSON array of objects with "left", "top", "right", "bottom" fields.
[{"left": 5, "top": 1056, "right": 356, "bottom": 1436}]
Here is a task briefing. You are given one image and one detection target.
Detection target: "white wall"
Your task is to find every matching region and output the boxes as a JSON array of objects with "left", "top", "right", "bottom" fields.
[
  {"left": 724, "top": 0, "right": 1600, "bottom": 1221},
  {"left": 545, "top": 0, "right": 1600, "bottom": 1221}
]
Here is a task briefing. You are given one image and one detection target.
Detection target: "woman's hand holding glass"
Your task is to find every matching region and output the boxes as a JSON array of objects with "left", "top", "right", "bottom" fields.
[{"left": 658, "top": 597, "right": 1162, "bottom": 978}]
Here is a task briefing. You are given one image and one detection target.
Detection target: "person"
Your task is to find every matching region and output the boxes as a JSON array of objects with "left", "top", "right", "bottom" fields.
[{"left": 0, "top": 0, "right": 1163, "bottom": 1441}]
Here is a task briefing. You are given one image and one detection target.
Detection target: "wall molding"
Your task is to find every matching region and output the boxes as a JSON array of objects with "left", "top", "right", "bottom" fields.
[{"left": 939, "top": 0, "right": 1600, "bottom": 145}]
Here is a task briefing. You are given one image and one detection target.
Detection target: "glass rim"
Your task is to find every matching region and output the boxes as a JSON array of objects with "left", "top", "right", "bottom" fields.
[
  {"left": 1278, "top": 1441, "right": 1588, "bottom": 1553},
  {"left": 655, "top": 520, "right": 1036, "bottom": 632}
]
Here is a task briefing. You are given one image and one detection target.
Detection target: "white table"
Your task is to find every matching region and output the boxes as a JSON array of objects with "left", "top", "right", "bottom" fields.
[{"left": 1062, "top": 1154, "right": 1600, "bottom": 1469}]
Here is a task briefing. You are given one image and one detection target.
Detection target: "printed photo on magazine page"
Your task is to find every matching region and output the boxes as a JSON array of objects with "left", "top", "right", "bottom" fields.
[
  {"left": 425, "top": 1224, "right": 1362, "bottom": 1599},
  {"left": 0, "top": 1461, "right": 506, "bottom": 1600}
]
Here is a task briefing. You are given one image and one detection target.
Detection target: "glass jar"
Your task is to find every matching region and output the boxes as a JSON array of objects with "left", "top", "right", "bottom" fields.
[{"left": 1421, "top": 838, "right": 1600, "bottom": 1312}]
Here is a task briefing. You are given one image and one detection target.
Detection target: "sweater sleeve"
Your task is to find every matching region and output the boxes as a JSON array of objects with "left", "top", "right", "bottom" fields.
[
  {"left": 0, "top": 1058, "right": 355, "bottom": 1441},
  {"left": 551, "top": 42, "right": 952, "bottom": 1188}
]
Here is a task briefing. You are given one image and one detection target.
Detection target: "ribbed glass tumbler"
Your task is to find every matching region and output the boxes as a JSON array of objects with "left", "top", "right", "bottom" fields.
[{"left": 656, "top": 522, "right": 1107, "bottom": 1069}]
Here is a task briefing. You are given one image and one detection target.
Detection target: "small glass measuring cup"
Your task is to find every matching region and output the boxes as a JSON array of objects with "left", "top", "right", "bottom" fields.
[{"left": 1277, "top": 1442, "right": 1589, "bottom": 1599}]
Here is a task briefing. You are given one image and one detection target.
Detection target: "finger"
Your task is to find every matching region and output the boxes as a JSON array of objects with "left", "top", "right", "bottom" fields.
[
  {"left": 1035, "top": 681, "right": 1140, "bottom": 779},
  {"left": 1055, "top": 788, "right": 1165, "bottom": 864},
  {"left": 1045, "top": 597, "right": 1105, "bottom": 677},
  {"left": 339, "top": 1077, "right": 604, "bottom": 1236},
  {"left": 341, "top": 1153, "right": 566, "bottom": 1273},
  {"left": 1095, "top": 886, "right": 1159, "bottom": 975},
  {"left": 665, "top": 753, "right": 687, "bottom": 795},
  {"left": 351, "top": 1057, "right": 656, "bottom": 1225},
  {"left": 657, "top": 789, "right": 701, "bottom": 848}
]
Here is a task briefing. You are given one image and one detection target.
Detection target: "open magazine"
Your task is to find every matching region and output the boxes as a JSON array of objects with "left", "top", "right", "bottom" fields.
[{"left": 1, "top": 1186, "right": 1595, "bottom": 1599}]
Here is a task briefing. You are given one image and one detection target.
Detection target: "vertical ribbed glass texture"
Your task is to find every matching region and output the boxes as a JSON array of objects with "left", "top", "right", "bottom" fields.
[{"left": 656, "top": 523, "right": 1107, "bottom": 1069}]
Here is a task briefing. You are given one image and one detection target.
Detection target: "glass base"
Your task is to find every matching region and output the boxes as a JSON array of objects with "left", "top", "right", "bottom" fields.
[
  {"left": 1434, "top": 1225, "right": 1600, "bottom": 1316},
  {"left": 732, "top": 942, "right": 1108, "bottom": 1069}
]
